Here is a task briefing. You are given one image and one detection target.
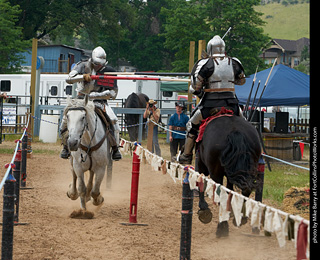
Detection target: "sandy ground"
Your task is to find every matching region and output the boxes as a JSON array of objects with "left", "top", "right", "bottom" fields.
[{"left": 0, "top": 142, "right": 298, "bottom": 260}]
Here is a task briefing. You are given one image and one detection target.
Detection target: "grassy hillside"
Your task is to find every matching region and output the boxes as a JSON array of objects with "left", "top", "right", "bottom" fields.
[{"left": 255, "top": 3, "right": 310, "bottom": 40}]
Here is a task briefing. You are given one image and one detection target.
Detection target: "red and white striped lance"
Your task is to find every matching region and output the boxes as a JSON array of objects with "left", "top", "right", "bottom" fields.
[{"left": 66, "top": 74, "right": 190, "bottom": 84}]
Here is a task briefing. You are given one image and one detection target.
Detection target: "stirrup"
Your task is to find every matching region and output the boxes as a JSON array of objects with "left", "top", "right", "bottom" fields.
[
  {"left": 112, "top": 149, "right": 122, "bottom": 161},
  {"left": 178, "top": 153, "right": 193, "bottom": 164},
  {"left": 60, "top": 148, "right": 70, "bottom": 159}
]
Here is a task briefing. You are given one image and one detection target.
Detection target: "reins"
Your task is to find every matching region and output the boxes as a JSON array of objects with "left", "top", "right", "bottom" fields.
[{"left": 67, "top": 106, "right": 108, "bottom": 170}]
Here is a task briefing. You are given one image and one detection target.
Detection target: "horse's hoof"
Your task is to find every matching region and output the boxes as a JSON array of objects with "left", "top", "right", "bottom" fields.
[
  {"left": 241, "top": 216, "right": 248, "bottom": 226},
  {"left": 252, "top": 227, "right": 260, "bottom": 234},
  {"left": 92, "top": 196, "right": 104, "bottom": 206},
  {"left": 197, "top": 208, "right": 212, "bottom": 224},
  {"left": 67, "top": 191, "right": 79, "bottom": 200},
  {"left": 216, "top": 221, "right": 229, "bottom": 238}
]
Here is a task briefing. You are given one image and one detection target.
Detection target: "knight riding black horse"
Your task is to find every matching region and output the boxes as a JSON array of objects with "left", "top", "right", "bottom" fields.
[
  {"left": 196, "top": 113, "right": 261, "bottom": 238},
  {"left": 124, "top": 92, "right": 149, "bottom": 141}
]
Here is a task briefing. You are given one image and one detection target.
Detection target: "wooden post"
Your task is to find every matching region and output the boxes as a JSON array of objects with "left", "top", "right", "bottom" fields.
[
  {"left": 147, "top": 121, "right": 154, "bottom": 152},
  {"left": 197, "top": 40, "right": 206, "bottom": 60},
  {"left": 188, "top": 41, "right": 195, "bottom": 113},
  {"left": 30, "top": 38, "right": 38, "bottom": 139},
  {"left": 196, "top": 40, "right": 206, "bottom": 105}
]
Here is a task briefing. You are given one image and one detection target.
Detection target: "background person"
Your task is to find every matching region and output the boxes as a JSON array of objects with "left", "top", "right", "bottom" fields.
[
  {"left": 0, "top": 92, "right": 7, "bottom": 99},
  {"left": 143, "top": 99, "right": 161, "bottom": 156},
  {"left": 168, "top": 102, "right": 189, "bottom": 161}
]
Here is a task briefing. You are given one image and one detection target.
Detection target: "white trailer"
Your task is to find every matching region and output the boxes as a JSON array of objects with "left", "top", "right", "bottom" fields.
[{"left": 0, "top": 74, "right": 177, "bottom": 107}]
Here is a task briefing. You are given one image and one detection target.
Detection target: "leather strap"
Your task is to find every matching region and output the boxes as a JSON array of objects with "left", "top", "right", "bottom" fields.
[{"left": 173, "top": 126, "right": 186, "bottom": 131}]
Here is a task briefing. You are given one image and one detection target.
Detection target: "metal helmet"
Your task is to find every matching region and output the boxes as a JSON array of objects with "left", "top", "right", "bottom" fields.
[
  {"left": 91, "top": 46, "right": 107, "bottom": 67},
  {"left": 207, "top": 35, "right": 225, "bottom": 57}
]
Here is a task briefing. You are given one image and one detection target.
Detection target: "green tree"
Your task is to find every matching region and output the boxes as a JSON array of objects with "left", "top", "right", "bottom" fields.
[
  {"left": 0, "top": 0, "right": 30, "bottom": 73},
  {"left": 162, "top": 0, "right": 271, "bottom": 74},
  {"left": 117, "top": 0, "right": 174, "bottom": 71}
]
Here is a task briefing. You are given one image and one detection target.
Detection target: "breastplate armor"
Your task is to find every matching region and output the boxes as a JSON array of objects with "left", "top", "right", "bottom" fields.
[{"left": 207, "top": 57, "right": 235, "bottom": 91}]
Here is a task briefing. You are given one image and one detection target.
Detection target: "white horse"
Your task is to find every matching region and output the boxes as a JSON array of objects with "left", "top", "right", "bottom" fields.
[{"left": 65, "top": 96, "right": 112, "bottom": 216}]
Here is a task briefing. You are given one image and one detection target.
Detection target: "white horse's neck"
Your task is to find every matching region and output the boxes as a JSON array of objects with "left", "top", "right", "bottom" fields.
[{"left": 81, "top": 109, "right": 105, "bottom": 146}]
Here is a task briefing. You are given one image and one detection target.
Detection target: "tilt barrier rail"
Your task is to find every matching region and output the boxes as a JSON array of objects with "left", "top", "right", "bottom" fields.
[
  {"left": 120, "top": 138, "right": 310, "bottom": 260},
  {"left": 1, "top": 115, "right": 30, "bottom": 260}
]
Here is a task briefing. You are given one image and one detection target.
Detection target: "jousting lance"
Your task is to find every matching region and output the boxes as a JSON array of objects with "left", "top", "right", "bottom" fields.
[
  {"left": 249, "top": 58, "right": 277, "bottom": 122},
  {"left": 66, "top": 74, "right": 191, "bottom": 84},
  {"left": 244, "top": 65, "right": 259, "bottom": 119}
]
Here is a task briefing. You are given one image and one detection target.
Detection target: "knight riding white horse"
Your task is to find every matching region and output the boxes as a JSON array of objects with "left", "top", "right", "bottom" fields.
[
  {"left": 59, "top": 46, "right": 122, "bottom": 161},
  {"left": 65, "top": 97, "right": 112, "bottom": 214}
]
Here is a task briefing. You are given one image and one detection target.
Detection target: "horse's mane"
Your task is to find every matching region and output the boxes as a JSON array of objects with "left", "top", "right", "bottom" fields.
[{"left": 65, "top": 97, "right": 95, "bottom": 113}]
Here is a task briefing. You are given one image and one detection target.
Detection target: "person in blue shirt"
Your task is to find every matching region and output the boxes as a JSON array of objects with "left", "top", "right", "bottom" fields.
[{"left": 168, "top": 102, "right": 189, "bottom": 161}]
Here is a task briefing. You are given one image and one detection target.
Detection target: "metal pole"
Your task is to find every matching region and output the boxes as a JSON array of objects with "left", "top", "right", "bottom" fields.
[
  {"left": 180, "top": 170, "right": 194, "bottom": 260},
  {"left": 13, "top": 143, "right": 22, "bottom": 223},
  {"left": 129, "top": 144, "right": 141, "bottom": 224},
  {"left": 255, "top": 156, "right": 265, "bottom": 202},
  {"left": 1, "top": 164, "right": 16, "bottom": 260},
  {"left": 20, "top": 133, "right": 28, "bottom": 187}
]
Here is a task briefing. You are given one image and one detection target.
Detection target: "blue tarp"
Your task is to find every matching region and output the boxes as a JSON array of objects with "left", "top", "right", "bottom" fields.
[{"left": 235, "top": 64, "right": 310, "bottom": 106}]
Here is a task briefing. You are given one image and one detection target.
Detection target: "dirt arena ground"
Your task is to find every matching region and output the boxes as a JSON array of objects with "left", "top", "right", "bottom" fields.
[{"left": 0, "top": 141, "right": 297, "bottom": 260}]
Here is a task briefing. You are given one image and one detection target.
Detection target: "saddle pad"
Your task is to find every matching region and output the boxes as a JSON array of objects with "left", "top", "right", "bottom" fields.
[{"left": 196, "top": 107, "right": 234, "bottom": 143}]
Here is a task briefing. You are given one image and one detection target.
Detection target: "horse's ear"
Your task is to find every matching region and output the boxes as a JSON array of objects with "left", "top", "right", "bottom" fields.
[{"left": 84, "top": 94, "right": 89, "bottom": 106}]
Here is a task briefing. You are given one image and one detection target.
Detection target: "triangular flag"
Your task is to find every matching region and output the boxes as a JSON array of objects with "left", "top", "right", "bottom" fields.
[{"left": 299, "top": 142, "right": 304, "bottom": 158}]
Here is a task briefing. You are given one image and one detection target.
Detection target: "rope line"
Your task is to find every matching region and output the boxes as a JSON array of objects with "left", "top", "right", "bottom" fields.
[
  {"left": 120, "top": 138, "right": 309, "bottom": 226},
  {"left": 0, "top": 115, "right": 30, "bottom": 191}
]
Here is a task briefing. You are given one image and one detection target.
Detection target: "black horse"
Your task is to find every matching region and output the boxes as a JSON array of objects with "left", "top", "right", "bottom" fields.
[
  {"left": 196, "top": 114, "right": 261, "bottom": 237},
  {"left": 124, "top": 92, "right": 149, "bottom": 141}
]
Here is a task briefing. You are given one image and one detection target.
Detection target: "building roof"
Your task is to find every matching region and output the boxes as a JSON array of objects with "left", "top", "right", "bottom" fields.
[
  {"left": 266, "top": 37, "right": 309, "bottom": 54},
  {"left": 37, "top": 44, "right": 86, "bottom": 53}
]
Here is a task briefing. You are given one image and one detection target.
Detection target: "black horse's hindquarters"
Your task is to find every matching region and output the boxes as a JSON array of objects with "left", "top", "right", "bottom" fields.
[{"left": 197, "top": 115, "right": 261, "bottom": 193}]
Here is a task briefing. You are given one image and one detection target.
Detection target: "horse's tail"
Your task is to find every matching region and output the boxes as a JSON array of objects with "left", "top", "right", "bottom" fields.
[{"left": 220, "top": 131, "right": 258, "bottom": 191}]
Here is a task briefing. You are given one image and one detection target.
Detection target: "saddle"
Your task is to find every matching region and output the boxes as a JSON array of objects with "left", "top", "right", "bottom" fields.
[
  {"left": 80, "top": 107, "right": 116, "bottom": 153},
  {"left": 94, "top": 106, "right": 117, "bottom": 148},
  {"left": 196, "top": 107, "right": 234, "bottom": 143}
]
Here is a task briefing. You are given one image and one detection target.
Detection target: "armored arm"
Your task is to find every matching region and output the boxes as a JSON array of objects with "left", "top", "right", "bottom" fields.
[
  {"left": 189, "top": 58, "right": 213, "bottom": 98},
  {"left": 232, "top": 57, "right": 246, "bottom": 85},
  {"left": 88, "top": 87, "right": 118, "bottom": 100}
]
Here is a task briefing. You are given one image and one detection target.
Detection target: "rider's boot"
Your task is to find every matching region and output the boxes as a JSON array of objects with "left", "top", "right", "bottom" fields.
[
  {"left": 111, "top": 146, "right": 122, "bottom": 161},
  {"left": 60, "top": 144, "right": 70, "bottom": 159},
  {"left": 178, "top": 133, "right": 196, "bottom": 164},
  {"left": 60, "top": 127, "right": 70, "bottom": 159},
  {"left": 107, "top": 126, "right": 122, "bottom": 161}
]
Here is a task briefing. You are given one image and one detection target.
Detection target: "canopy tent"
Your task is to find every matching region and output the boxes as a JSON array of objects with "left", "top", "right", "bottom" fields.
[
  {"left": 160, "top": 81, "right": 188, "bottom": 92},
  {"left": 235, "top": 64, "right": 310, "bottom": 107}
]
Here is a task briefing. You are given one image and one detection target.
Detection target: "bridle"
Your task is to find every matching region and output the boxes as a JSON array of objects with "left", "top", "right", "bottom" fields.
[
  {"left": 67, "top": 107, "right": 89, "bottom": 138},
  {"left": 67, "top": 106, "right": 106, "bottom": 169}
]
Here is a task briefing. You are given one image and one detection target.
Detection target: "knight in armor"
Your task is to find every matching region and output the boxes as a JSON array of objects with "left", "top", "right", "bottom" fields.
[
  {"left": 60, "top": 46, "right": 122, "bottom": 161},
  {"left": 178, "top": 35, "right": 246, "bottom": 164}
]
